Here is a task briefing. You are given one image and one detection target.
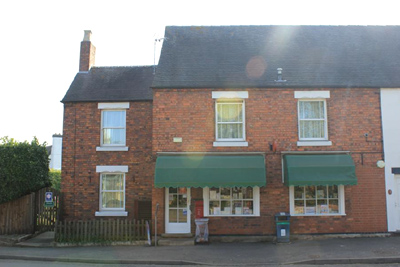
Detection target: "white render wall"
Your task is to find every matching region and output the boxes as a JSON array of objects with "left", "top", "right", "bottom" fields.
[
  {"left": 381, "top": 88, "right": 400, "bottom": 232},
  {"left": 49, "top": 135, "right": 62, "bottom": 170}
]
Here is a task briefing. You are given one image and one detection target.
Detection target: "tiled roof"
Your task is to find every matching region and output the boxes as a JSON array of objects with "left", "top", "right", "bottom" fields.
[
  {"left": 62, "top": 66, "right": 154, "bottom": 102},
  {"left": 153, "top": 25, "right": 400, "bottom": 88}
]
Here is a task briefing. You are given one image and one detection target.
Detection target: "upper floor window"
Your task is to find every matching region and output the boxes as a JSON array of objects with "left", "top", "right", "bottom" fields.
[
  {"left": 102, "top": 110, "right": 126, "bottom": 145},
  {"left": 295, "top": 91, "right": 331, "bottom": 146},
  {"left": 212, "top": 91, "right": 248, "bottom": 147},
  {"left": 298, "top": 100, "right": 327, "bottom": 140},
  {"left": 97, "top": 103, "right": 129, "bottom": 151},
  {"left": 216, "top": 101, "right": 245, "bottom": 141}
]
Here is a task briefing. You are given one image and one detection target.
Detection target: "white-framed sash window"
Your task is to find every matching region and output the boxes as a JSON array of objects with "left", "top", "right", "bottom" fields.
[
  {"left": 95, "top": 165, "right": 128, "bottom": 216},
  {"left": 212, "top": 91, "right": 248, "bottom": 147},
  {"left": 295, "top": 91, "right": 331, "bottom": 146},
  {"left": 97, "top": 103, "right": 129, "bottom": 151}
]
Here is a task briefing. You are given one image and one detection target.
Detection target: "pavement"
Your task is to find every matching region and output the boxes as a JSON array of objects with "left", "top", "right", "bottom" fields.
[{"left": 1, "top": 232, "right": 400, "bottom": 265}]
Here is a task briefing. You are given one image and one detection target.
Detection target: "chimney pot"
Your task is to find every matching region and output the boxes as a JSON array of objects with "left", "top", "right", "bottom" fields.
[{"left": 83, "top": 30, "right": 92, "bottom": 41}]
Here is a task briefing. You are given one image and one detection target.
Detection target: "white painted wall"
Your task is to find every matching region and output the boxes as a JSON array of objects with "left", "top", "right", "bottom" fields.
[
  {"left": 49, "top": 135, "right": 62, "bottom": 170},
  {"left": 381, "top": 89, "right": 400, "bottom": 232}
]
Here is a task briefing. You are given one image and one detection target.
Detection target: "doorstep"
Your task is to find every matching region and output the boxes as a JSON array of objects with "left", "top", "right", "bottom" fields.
[{"left": 158, "top": 233, "right": 195, "bottom": 246}]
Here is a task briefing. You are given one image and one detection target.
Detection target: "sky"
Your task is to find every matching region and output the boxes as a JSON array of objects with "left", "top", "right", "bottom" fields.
[{"left": 1, "top": 0, "right": 399, "bottom": 145}]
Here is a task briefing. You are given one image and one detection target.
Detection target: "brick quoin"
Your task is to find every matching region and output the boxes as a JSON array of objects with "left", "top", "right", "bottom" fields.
[
  {"left": 152, "top": 88, "right": 386, "bottom": 235},
  {"left": 61, "top": 101, "right": 154, "bottom": 220}
]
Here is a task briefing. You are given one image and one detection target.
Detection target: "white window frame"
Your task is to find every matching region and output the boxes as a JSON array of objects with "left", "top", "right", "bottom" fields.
[
  {"left": 298, "top": 99, "right": 328, "bottom": 141},
  {"left": 95, "top": 165, "right": 128, "bottom": 216},
  {"left": 212, "top": 91, "right": 248, "bottom": 147},
  {"left": 289, "top": 185, "right": 346, "bottom": 216},
  {"left": 203, "top": 187, "right": 260, "bottom": 217},
  {"left": 97, "top": 102, "right": 129, "bottom": 151},
  {"left": 295, "top": 91, "right": 331, "bottom": 146}
]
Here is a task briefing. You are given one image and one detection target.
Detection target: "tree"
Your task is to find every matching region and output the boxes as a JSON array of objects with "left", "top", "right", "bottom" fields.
[{"left": 0, "top": 137, "right": 51, "bottom": 203}]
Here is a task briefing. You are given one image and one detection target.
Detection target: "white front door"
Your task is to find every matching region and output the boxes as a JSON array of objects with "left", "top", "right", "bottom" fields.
[{"left": 165, "top": 187, "right": 191, "bottom": 234}]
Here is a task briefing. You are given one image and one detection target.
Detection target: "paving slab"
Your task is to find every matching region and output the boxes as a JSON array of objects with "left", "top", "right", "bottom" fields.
[{"left": 1, "top": 233, "right": 400, "bottom": 265}]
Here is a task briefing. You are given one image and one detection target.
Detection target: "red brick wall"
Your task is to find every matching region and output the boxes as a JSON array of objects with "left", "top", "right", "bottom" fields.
[
  {"left": 152, "top": 88, "right": 386, "bottom": 235},
  {"left": 61, "top": 101, "right": 154, "bottom": 220}
]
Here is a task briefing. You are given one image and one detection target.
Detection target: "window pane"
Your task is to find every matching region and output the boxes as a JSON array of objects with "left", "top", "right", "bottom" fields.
[
  {"left": 305, "top": 200, "right": 316, "bottom": 214},
  {"left": 209, "top": 188, "right": 219, "bottom": 200},
  {"left": 220, "top": 188, "right": 231, "bottom": 199},
  {"left": 316, "top": 186, "right": 327, "bottom": 199},
  {"left": 218, "top": 124, "right": 243, "bottom": 139},
  {"left": 221, "top": 201, "right": 231, "bottom": 214},
  {"left": 178, "top": 194, "right": 187, "bottom": 206},
  {"left": 305, "top": 186, "right": 315, "bottom": 199},
  {"left": 242, "top": 187, "right": 253, "bottom": 199},
  {"left": 102, "top": 174, "right": 123, "bottom": 190},
  {"left": 169, "top": 194, "right": 177, "bottom": 208},
  {"left": 233, "top": 201, "right": 242, "bottom": 214},
  {"left": 329, "top": 200, "right": 339, "bottom": 213},
  {"left": 169, "top": 188, "right": 177, "bottom": 194},
  {"left": 103, "top": 129, "right": 126, "bottom": 145},
  {"left": 178, "top": 209, "right": 188, "bottom": 223},
  {"left": 317, "top": 200, "right": 328, "bottom": 213},
  {"left": 294, "top": 186, "right": 304, "bottom": 199},
  {"left": 169, "top": 209, "right": 177, "bottom": 223},
  {"left": 294, "top": 200, "right": 304, "bottom": 214},
  {"left": 102, "top": 192, "right": 124, "bottom": 208},
  {"left": 103, "top": 111, "right": 125, "bottom": 127},
  {"left": 210, "top": 201, "right": 220, "bottom": 215},
  {"left": 328, "top": 185, "right": 338, "bottom": 198},
  {"left": 243, "top": 201, "right": 253, "bottom": 214},
  {"left": 218, "top": 103, "right": 243, "bottom": 122},
  {"left": 299, "top": 120, "right": 325, "bottom": 139},
  {"left": 299, "top": 101, "right": 324, "bottom": 119}
]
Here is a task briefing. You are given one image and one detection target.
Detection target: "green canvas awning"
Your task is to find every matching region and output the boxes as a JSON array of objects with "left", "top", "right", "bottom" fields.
[
  {"left": 154, "top": 155, "right": 266, "bottom": 188},
  {"left": 283, "top": 154, "right": 357, "bottom": 186}
]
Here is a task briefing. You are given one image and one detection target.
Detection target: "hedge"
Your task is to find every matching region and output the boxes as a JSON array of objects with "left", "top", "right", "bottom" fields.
[{"left": 0, "top": 137, "right": 51, "bottom": 204}]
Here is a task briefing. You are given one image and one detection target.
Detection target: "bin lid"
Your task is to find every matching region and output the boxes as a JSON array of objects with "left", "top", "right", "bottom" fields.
[
  {"left": 195, "top": 218, "right": 209, "bottom": 222},
  {"left": 276, "top": 221, "right": 290, "bottom": 225},
  {"left": 275, "top": 212, "right": 290, "bottom": 217}
]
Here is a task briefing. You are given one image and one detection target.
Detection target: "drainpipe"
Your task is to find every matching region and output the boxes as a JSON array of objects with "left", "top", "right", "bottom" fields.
[{"left": 155, "top": 203, "right": 159, "bottom": 246}]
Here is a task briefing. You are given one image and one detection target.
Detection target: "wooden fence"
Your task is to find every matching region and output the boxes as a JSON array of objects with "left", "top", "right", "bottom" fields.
[
  {"left": 0, "top": 187, "right": 60, "bottom": 235},
  {"left": 54, "top": 219, "right": 150, "bottom": 243}
]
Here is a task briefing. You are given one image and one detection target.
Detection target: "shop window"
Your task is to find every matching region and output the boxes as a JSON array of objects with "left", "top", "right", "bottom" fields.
[
  {"left": 290, "top": 185, "right": 345, "bottom": 216},
  {"left": 203, "top": 187, "right": 260, "bottom": 216}
]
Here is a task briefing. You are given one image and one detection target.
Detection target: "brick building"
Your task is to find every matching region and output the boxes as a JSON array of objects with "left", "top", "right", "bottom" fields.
[
  {"left": 61, "top": 26, "right": 400, "bottom": 238},
  {"left": 151, "top": 26, "right": 400, "bottom": 236},
  {"left": 61, "top": 31, "right": 154, "bottom": 220}
]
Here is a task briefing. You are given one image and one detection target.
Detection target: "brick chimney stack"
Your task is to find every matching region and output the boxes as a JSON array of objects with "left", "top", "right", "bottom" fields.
[{"left": 79, "top": 30, "right": 96, "bottom": 72}]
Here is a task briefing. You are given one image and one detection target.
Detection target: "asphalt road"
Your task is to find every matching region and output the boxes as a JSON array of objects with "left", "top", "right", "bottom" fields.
[{"left": 2, "top": 260, "right": 400, "bottom": 267}]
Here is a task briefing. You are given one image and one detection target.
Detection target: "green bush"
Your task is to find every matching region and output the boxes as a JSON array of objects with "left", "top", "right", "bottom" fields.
[
  {"left": 49, "top": 169, "right": 61, "bottom": 191},
  {"left": 0, "top": 137, "right": 51, "bottom": 204}
]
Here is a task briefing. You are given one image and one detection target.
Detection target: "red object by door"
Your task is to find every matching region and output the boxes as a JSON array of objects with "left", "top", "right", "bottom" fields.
[{"left": 195, "top": 200, "right": 204, "bottom": 218}]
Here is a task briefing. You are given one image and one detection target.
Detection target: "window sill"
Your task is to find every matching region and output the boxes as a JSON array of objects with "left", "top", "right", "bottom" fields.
[
  {"left": 95, "top": 211, "right": 128, "bottom": 217},
  {"left": 205, "top": 214, "right": 259, "bottom": 217},
  {"left": 213, "top": 141, "right": 248, "bottom": 147},
  {"left": 96, "top": 146, "right": 129, "bottom": 151},
  {"left": 297, "top": 141, "right": 332, "bottom": 146}
]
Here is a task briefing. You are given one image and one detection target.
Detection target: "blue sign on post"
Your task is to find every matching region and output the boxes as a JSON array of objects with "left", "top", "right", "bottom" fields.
[
  {"left": 45, "top": 192, "right": 53, "bottom": 202},
  {"left": 44, "top": 192, "right": 54, "bottom": 208}
]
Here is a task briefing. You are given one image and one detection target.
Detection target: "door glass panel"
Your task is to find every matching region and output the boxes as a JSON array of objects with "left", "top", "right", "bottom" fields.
[
  {"left": 178, "top": 209, "right": 188, "bottom": 222},
  {"left": 169, "top": 194, "right": 177, "bottom": 208},
  {"left": 169, "top": 209, "right": 177, "bottom": 223}
]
